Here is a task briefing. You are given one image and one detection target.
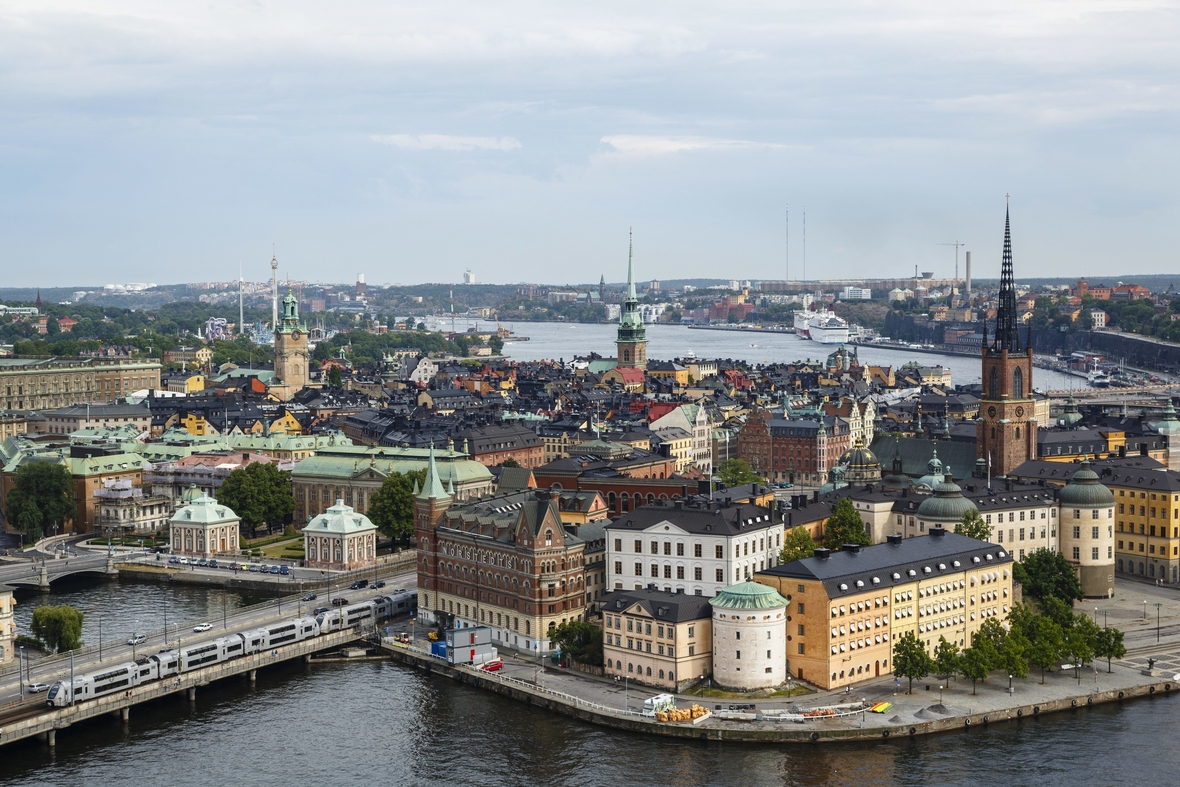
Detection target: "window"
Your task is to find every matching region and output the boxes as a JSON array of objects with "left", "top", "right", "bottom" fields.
[
  {"left": 614, "top": 539, "right": 622, "bottom": 551},
  {"left": 651, "top": 563, "right": 659, "bottom": 578},
  {"left": 676, "top": 543, "right": 684, "bottom": 557},
  {"left": 635, "top": 562, "right": 642, "bottom": 576},
  {"left": 689, "top": 645, "right": 695, "bottom": 656},
  {"left": 1072, "top": 546, "right": 1080, "bottom": 560},
  {"left": 715, "top": 545, "right": 724, "bottom": 559},
  {"left": 651, "top": 541, "right": 658, "bottom": 554},
  {"left": 797, "top": 643, "right": 805, "bottom": 654},
  {"left": 716, "top": 569, "right": 724, "bottom": 582},
  {"left": 735, "top": 650, "right": 741, "bottom": 660},
  {"left": 797, "top": 624, "right": 805, "bottom": 636},
  {"left": 1092, "top": 526, "right": 1099, "bottom": 539},
  {"left": 797, "top": 602, "right": 805, "bottom": 614},
  {"left": 635, "top": 540, "right": 642, "bottom": 553},
  {"left": 989, "top": 367, "right": 999, "bottom": 399},
  {"left": 688, "top": 626, "right": 695, "bottom": 637},
  {"left": 663, "top": 542, "right": 671, "bottom": 556},
  {"left": 1092, "top": 547, "right": 1099, "bottom": 561},
  {"left": 676, "top": 566, "right": 684, "bottom": 580},
  {"left": 694, "top": 544, "right": 702, "bottom": 558},
  {"left": 735, "top": 631, "right": 741, "bottom": 640},
  {"left": 1073, "top": 526, "right": 1081, "bottom": 539}
]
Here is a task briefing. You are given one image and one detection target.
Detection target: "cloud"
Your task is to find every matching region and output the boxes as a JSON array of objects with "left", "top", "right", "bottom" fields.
[
  {"left": 600, "top": 135, "right": 790, "bottom": 155},
  {"left": 370, "top": 134, "right": 522, "bottom": 152}
]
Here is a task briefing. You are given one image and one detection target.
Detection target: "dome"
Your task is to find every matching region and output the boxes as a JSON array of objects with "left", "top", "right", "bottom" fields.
[
  {"left": 839, "top": 437, "right": 879, "bottom": 470},
  {"left": 915, "top": 447, "right": 946, "bottom": 491},
  {"left": 1059, "top": 461, "right": 1115, "bottom": 507},
  {"left": 180, "top": 484, "right": 203, "bottom": 503},
  {"left": 709, "top": 581, "right": 788, "bottom": 611},
  {"left": 819, "top": 464, "right": 848, "bottom": 495},
  {"left": 303, "top": 499, "right": 378, "bottom": 536},
  {"left": 1061, "top": 393, "right": 1083, "bottom": 427},
  {"left": 916, "top": 473, "right": 978, "bottom": 523}
]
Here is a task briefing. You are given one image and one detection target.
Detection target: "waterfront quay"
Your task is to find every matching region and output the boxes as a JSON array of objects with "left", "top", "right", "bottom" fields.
[{"left": 378, "top": 634, "right": 1179, "bottom": 744}]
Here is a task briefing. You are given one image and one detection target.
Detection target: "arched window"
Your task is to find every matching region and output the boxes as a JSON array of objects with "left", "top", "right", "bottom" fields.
[
  {"left": 989, "top": 367, "right": 999, "bottom": 399},
  {"left": 1013, "top": 367, "right": 1024, "bottom": 399},
  {"left": 545, "top": 530, "right": 553, "bottom": 546}
]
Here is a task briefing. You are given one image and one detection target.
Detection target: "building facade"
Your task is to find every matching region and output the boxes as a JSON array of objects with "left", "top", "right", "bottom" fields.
[
  {"left": 709, "top": 581, "right": 789, "bottom": 691},
  {"left": 95, "top": 478, "right": 173, "bottom": 535},
  {"left": 0, "top": 357, "right": 161, "bottom": 410},
  {"left": 605, "top": 498, "right": 785, "bottom": 596},
  {"left": 0, "top": 586, "right": 13, "bottom": 665},
  {"left": 302, "top": 499, "right": 378, "bottom": 570},
  {"left": 601, "top": 586, "right": 713, "bottom": 692},
  {"left": 1103, "top": 466, "right": 1180, "bottom": 585},
  {"left": 42, "top": 403, "right": 152, "bottom": 436},
  {"left": 169, "top": 493, "right": 241, "bottom": 558}
]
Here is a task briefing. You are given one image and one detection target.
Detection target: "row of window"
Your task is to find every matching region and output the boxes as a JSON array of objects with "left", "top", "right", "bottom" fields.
[
  {"left": 1118, "top": 560, "right": 1179, "bottom": 581},
  {"left": 1118, "top": 522, "right": 1180, "bottom": 537},
  {"left": 614, "top": 536, "right": 782, "bottom": 558},
  {"left": 1117, "top": 541, "right": 1178, "bottom": 556},
  {"left": 1118, "top": 503, "right": 1179, "bottom": 519},
  {"left": 984, "top": 509, "right": 1056, "bottom": 524},
  {"left": 607, "top": 660, "right": 676, "bottom": 682}
]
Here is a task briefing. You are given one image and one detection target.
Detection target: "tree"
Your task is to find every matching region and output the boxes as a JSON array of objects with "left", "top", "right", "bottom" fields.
[
  {"left": 1093, "top": 626, "right": 1127, "bottom": 673},
  {"left": 501, "top": 458, "right": 521, "bottom": 468},
  {"left": 5, "top": 461, "right": 76, "bottom": 543},
  {"left": 1013, "top": 547, "right": 1084, "bottom": 604},
  {"left": 327, "top": 365, "right": 343, "bottom": 388},
  {"left": 892, "top": 630, "right": 934, "bottom": 694},
  {"left": 366, "top": 469, "right": 427, "bottom": 540},
  {"left": 822, "top": 498, "right": 871, "bottom": 550},
  {"left": 31, "top": 605, "right": 84, "bottom": 653},
  {"left": 934, "top": 636, "right": 961, "bottom": 686},
  {"left": 716, "top": 459, "right": 765, "bottom": 487},
  {"left": 960, "top": 645, "right": 992, "bottom": 695},
  {"left": 779, "top": 526, "right": 818, "bottom": 564},
  {"left": 548, "top": 620, "right": 603, "bottom": 666},
  {"left": 1024, "top": 614, "right": 1065, "bottom": 684},
  {"left": 488, "top": 335, "right": 504, "bottom": 355},
  {"left": 215, "top": 462, "right": 296, "bottom": 537},
  {"left": 1064, "top": 615, "right": 1099, "bottom": 679},
  {"left": 954, "top": 510, "right": 991, "bottom": 541}
]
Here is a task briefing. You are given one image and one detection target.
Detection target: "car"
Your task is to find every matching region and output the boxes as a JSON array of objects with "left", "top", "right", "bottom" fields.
[
  {"left": 312, "top": 607, "right": 329, "bottom": 616},
  {"left": 371, "top": 580, "right": 386, "bottom": 589},
  {"left": 248, "top": 564, "right": 259, "bottom": 573},
  {"left": 193, "top": 622, "right": 214, "bottom": 633},
  {"left": 259, "top": 564, "right": 270, "bottom": 573},
  {"left": 349, "top": 579, "right": 368, "bottom": 590},
  {"left": 480, "top": 659, "right": 503, "bottom": 672},
  {"left": 168, "top": 556, "right": 179, "bottom": 564},
  {"left": 269, "top": 566, "right": 280, "bottom": 574},
  {"left": 279, "top": 565, "right": 290, "bottom": 575},
  {"left": 197, "top": 558, "right": 208, "bottom": 567},
  {"left": 331, "top": 598, "right": 349, "bottom": 607},
  {"left": 302, "top": 592, "right": 318, "bottom": 602},
  {"left": 178, "top": 557, "right": 190, "bottom": 565},
  {"left": 208, "top": 559, "right": 219, "bottom": 569},
  {"left": 127, "top": 634, "right": 147, "bottom": 646},
  {"left": 26, "top": 682, "right": 50, "bottom": 693}
]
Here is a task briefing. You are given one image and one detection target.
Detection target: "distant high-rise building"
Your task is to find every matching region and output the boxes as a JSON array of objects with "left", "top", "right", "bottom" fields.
[
  {"left": 463, "top": 269, "right": 476, "bottom": 285},
  {"left": 356, "top": 273, "right": 367, "bottom": 298}
]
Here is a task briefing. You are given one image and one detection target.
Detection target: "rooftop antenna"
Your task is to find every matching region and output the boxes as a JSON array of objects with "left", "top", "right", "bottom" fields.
[
  {"left": 238, "top": 262, "right": 244, "bottom": 338},
  {"left": 270, "top": 248, "right": 279, "bottom": 334}
]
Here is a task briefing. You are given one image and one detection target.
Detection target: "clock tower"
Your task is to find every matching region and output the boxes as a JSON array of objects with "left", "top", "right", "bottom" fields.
[
  {"left": 977, "top": 200, "right": 1035, "bottom": 477},
  {"left": 271, "top": 290, "right": 310, "bottom": 400},
  {"left": 616, "top": 228, "right": 648, "bottom": 370}
]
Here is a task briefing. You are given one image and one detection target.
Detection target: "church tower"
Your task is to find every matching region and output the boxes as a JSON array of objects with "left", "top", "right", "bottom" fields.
[
  {"left": 271, "top": 290, "right": 309, "bottom": 400},
  {"left": 616, "top": 228, "right": 648, "bottom": 369},
  {"left": 977, "top": 200, "right": 1036, "bottom": 477}
]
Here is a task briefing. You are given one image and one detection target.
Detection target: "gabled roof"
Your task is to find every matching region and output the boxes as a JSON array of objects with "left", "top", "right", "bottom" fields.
[
  {"left": 606, "top": 499, "right": 780, "bottom": 536},
  {"left": 599, "top": 587, "right": 713, "bottom": 622}
]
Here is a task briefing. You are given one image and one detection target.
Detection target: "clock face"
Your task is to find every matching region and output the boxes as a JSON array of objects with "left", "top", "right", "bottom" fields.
[
  {"left": 987, "top": 406, "right": 997, "bottom": 418},
  {"left": 1015, "top": 406, "right": 1025, "bottom": 418},
  {"left": 291, "top": 329, "right": 301, "bottom": 340}
]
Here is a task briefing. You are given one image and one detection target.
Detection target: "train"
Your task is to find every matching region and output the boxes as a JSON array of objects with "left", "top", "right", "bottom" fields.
[{"left": 46, "top": 589, "right": 417, "bottom": 707}]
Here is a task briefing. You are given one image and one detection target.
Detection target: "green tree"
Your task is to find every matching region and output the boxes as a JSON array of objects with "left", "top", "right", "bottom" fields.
[
  {"left": 500, "top": 457, "right": 521, "bottom": 468},
  {"left": 934, "top": 635, "right": 961, "bottom": 685},
  {"left": 1014, "top": 548, "right": 1084, "bottom": 604},
  {"left": 5, "top": 461, "right": 76, "bottom": 543},
  {"left": 366, "top": 470, "right": 427, "bottom": 540},
  {"left": 1038, "top": 595, "right": 1075, "bottom": 630},
  {"left": 1023, "top": 614, "right": 1065, "bottom": 684},
  {"left": 960, "top": 645, "right": 992, "bottom": 694},
  {"left": 1093, "top": 626, "right": 1127, "bottom": 673},
  {"left": 779, "top": 526, "right": 819, "bottom": 564},
  {"left": 1064, "top": 615, "right": 1099, "bottom": 679},
  {"left": 892, "top": 630, "right": 934, "bottom": 694},
  {"left": 327, "top": 365, "right": 343, "bottom": 388},
  {"left": 488, "top": 335, "right": 504, "bottom": 354},
  {"left": 215, "top": 462, "right": 296, "bottom": 537},
  {"left": 30, "top": 605, "right": 84, "bottom": 653},
  {"left": 954, "top": 509, "right": 991, "bottom": 541},
  {"left": 822, "top": 498, "right": 871, "bottom": 550},
  {"left": 548, "top": 620, "right": 603, "bottom": 666},
  {"left": 716, "top": 459, "right": 765, "bottom": 487}
]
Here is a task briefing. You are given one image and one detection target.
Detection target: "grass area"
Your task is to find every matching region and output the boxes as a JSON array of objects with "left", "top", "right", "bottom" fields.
[
  {"left": 242, "top": 532, "right": 299, "bottom": 549},
  {"left": 260, "top": 538, "right": 302, "bottom": 558},
  {"left": 684, "top": 685, "right": 813, "bottom": 699}
]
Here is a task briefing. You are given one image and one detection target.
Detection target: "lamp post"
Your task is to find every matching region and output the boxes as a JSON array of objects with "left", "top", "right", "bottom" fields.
[
  {"left": 1144, "top": 600, "right": 1148, "bottom": 620},
  {"left": 1103, "top": 610, "right": 1108, "bottom": 629},
  {"left": 1156, "top": 602, "right": 1163, "bottom": 643},
  {"left": 223, "top": 584, "right": 229, "bottom": 630},
  {"left": 98, "top": 616, "right": 103, "bottom": 660},
  {"left": 1093, "top": 607, "right": 1098, "bottom": 624},
  {"left": 1008, "top": 674, "right": 1013, "bottom": 696}
]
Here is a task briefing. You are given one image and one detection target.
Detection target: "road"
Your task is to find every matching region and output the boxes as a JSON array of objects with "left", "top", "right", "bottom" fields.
[
  {"left": 0, "top": 567, "right": 416, "bottom": 709},
  {"left": 0, "top": 553, "right": 116, "bottom": 587}
]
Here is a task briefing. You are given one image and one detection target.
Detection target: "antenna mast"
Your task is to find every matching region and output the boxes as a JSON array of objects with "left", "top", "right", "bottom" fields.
[
  {"left": 785, "top": 204, "right": 789, "bottom": 282},
  {"left": 937, "top": 241, "right": 966, "bottom": 297}
]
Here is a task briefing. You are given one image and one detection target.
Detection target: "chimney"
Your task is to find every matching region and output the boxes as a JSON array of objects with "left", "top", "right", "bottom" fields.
[
  {"left": 682, "top": 484, "right": 690, "bottom": 498},
  {"left": 887, "top": 534, "right": 903, "bottom": 545},
  {"left": 813, "top": 548, "right": 831, "bottom": 560},
  {"left": 812, "top": 490, "right": 819, "bottom": 503},
  {"left": 930, "top": 525, "right": 946, "bottom": 537},
  {"left": 965, "top": 251, "right": 972, "bottom": 300},
  {"left": 1141, "top": 442, "right": 1149, "bottom": 457},
  {"left": 1119, "top": 445, "right": 1127, "bottom": 458},
  {"left": 843, "top": 544, "right": 861, "bottom": 554}
]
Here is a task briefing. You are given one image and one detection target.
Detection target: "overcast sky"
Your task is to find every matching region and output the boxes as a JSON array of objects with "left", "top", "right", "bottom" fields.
[{"left": 1, "top": 1, "right": 1178, "bottom": 287}]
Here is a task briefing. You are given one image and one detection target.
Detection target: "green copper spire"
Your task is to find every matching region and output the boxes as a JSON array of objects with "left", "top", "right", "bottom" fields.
[
  {"left": 417, "top": 443, "right": 448, "bottom": 500},
  {"left": 618, "top": 227, "right": 645, "bottom": 338},
  {"left": 626, "top": 227, "right": 637, "bottom": 302}
]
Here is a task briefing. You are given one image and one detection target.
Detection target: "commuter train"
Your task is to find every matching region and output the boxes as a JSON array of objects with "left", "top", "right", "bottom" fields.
[{"left": 46, "top": 589, "right": 416, "bottom": 707}]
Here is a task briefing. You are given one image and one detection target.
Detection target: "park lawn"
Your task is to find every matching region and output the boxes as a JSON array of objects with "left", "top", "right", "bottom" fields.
[{"left": 260, "top": 538, "right": 303, "bottom": 558}]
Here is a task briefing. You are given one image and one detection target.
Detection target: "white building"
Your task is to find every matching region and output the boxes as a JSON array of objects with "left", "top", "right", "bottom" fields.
[
  {"left": 95, "top": 478, "right": 173, "bottom": 535},
  {"left": 302, "top": 499, "right": 378, "bottom": 571},
  {"left": 650, "top": 403, "right": 712, "bottom": 476},
  {"left": 605, "top": 499, "right": 785, "bottom": 596},
  {"left": 708, "top": 581, "right": 789, "bottom": 691},
  {"left": 1090, "top": 310, "right": 1107, "bottom": 329},
  {"left": 463, "top": 269, "right": 476, "bottom": 285},
  {"left": 0, "top": 586, "right": 14, "bottom": 665},
  {"left": 169, "top": 491, "right": 241, "bottom": 559},
  {"left": 841, "top": 286, "right": 873, "bottom": 300}
]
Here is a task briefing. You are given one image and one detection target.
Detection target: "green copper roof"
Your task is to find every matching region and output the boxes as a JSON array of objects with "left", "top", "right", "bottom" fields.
[
  {"left": 916, "top": 473, "right": 978, "bottom": 522},
  {"left": 709, "top": 580, "right": 788, "bottom": 610},
  {"left": 417, "top": 443, "right": 449, "bottom": 500},
  {"left": 1059, "top": 460, "right": 1115, "bottom": 507}
]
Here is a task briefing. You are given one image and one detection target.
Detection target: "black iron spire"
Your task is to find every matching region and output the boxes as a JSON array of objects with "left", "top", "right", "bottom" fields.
[{"left": 991, "top": 196, "right": 1019, "bottom": 353}]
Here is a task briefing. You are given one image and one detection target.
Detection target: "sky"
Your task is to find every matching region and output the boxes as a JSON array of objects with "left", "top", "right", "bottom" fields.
[{"left": 1, "top": 1, "right": 1178, "bottom": 288}]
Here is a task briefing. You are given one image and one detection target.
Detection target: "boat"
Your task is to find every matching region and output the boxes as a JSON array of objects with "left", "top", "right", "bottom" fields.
[
  {"left": 793, "top": 310, "right": 813, "bottom": 337},
  {"left": 1087, "top": 369, "right": 1111, "bottom": 387},
  {"left": 809, "top": 314, "right": 850, "bottom": 344}
]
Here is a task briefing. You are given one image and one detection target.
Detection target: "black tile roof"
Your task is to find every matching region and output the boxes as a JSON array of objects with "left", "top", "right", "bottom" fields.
[
  {"left": 606, "top": 499, "right": 780, "bottom": 536},
  {"left": 599, "top": 586, "right": 713, "bottom": 622}
]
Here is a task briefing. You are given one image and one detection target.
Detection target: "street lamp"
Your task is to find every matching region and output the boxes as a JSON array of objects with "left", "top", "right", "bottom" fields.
[
  {"left": 1144, "top": 600, "right": 1148, "bottom": 620},
  {"left": 1093, "top": 607, "right": 1098, "bottom": 624},
  {"left": 1008, "top": 674, "right": 1013, "bottom": 695},
  {"left": 1156, "top": 602, "right": 1163, "bottom": 643}
]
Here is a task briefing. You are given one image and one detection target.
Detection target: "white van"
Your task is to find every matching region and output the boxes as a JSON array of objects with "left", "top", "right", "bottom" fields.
[{"left": 641, "top": 693, "right": 676, "bottom": 717}]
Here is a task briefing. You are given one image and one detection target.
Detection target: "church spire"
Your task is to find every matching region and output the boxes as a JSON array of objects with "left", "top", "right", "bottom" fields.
[
  {"left": 417, "top": 443, "right": 449, "bottom": 500},
  {"left": 992, "top": 196, "right": 1019, "bottom": 353},
  {"left": 626, "top": 227, "right": 637, "bottom": 302}
]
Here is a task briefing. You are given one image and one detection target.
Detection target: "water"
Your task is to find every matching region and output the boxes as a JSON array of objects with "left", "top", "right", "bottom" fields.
[
  {"left": 0, "top": 643, "right": 1175, "bottom": 787},
  {"left": 459, "top": 320, "right": 1090, "bottom": 392}
]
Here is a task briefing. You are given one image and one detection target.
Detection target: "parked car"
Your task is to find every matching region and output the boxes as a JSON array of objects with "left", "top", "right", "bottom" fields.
[
  {"left": 248, "top": 564, "right": 259, "bottom": 573},
  {"left": 168, "top": 556, "right": 179, "bottom": 564},
  {"left": 197, "top": 558, "right": 208, "bottom": 567},
  {"left": 349, "top": 579, "right": 368, "bottom": 590},
  {"left": 127, "top": 634, "right": 147, "bottom": 646},
  {"left": 193, "top": 623, "right": 213, "bottom": 633},
  {"left": 301, "top": 592, "right": 318, "bottom": 602},
  {"left": 269, "top": 566, "right": 280, "bottom": 574},
  {"left": 208, "top": 559, "right": 219, "bottom": 569},
  {"left": 178, "top": 557, "right": 190, "bottom": 565},
  {"left": 279, "top": 565, "right": 290, "bottom": 575},
  {"left": 480, "top": 659, "right": 503, "bottom": 672},
  {"left": 371, "top": 580, "right": 386, "bottom": 589},
  {"left": 26, "top": 682, "right": 49, "bottom": 693},
  {"left": 312, "top": 607, "right": 329, "bottom": 616}
]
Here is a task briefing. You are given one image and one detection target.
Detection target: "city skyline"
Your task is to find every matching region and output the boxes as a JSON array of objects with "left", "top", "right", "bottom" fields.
[{"left": 2, "top": 3, "right": 1178, "bottom": 287}]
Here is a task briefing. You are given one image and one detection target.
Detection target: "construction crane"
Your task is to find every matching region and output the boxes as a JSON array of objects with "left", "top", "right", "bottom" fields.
[{"left": 938, "top": 241, "right": 966, "bottom": 281}]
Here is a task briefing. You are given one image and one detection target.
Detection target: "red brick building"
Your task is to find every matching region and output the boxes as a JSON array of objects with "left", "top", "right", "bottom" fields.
[
  {"left": 737, "top": 408, "right": 850, "bottom": 487},
  {"left": 454, "top": 423, "right": 546, "bottom": 468}
]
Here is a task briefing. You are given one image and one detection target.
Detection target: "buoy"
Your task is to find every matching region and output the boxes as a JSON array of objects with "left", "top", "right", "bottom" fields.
[
  {"left": 1086, "top": 697, "right": 1093, "bottom": 706},
  {"left": 1033, "top": 706, "right": 1040, "bottom": 715},
  {"left": 1149, "top": 686, "right": 1156, "bottom": 694},
  {"left": 964, "top": 718, "right": 971, "bottom": 726},
  {"left": 1118, "top": 691, "right": 1124, "bottom": 699},
  {"left": 983, "top": 715, "right": 990, "bottom": 723}
]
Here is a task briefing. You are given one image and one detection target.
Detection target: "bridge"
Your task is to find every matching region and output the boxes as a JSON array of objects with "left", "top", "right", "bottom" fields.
[
  {"left": 0, "top": 628, "right": 364, "bottom": 748},
  {"left": 0, "top": 553, "right": 130, "bottom": 591}
]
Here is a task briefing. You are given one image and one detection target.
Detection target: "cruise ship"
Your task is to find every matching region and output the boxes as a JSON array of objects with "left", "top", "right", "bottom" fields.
[{"left": 809, "top": 314, "right": 850, "bottom": 344}]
